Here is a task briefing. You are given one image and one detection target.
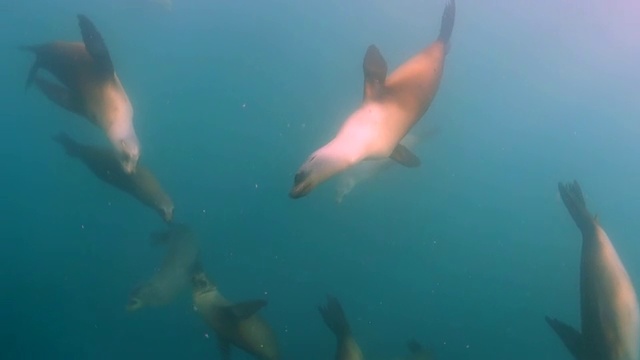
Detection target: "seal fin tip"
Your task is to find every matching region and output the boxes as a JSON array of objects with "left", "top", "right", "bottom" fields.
[
  {"left": 52, "top": 132, "right": 79, "bottom": 157},
  {"left": 217, "top": 337, "right": 232, "bottom": 360},
  {"left": 558, "top": 180, "right": 596, "bottom": 234},
  {"left": 24, "top": 62, "right": 39, "bottom": 91},
  {"left": 318, "top": 294, "right": 351, "bottom": 338},
  {"left": 390, "top": 144, "right": 421, "bottom": 167},
  {"left": 76, "top": 13, "right": 114, "bottom": 77},
  {"left": 438, "top": 0, "right": 456, "bottom": 46},
  {"left": 362, "top": 44, "right": 387, "bottom": 101},
  {"left": 544, "top": 316, "right": 583, "bottom": 359}
]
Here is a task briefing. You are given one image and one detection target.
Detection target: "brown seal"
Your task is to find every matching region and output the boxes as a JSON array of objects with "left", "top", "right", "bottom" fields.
[
  {"left": 20, "top": 14, "right": 140, "bottom": 173},
  {"left": 127, "top": 224, "right": 199, "bottom": 311},
  {"left": 290, "top": 0, "right": 455, "bottom": 198},
  {"left": 545, "top": 181, "right": 639, "bottom": 359},
  {"left": 191, "top": 269, "right": 280, "bottom": 360},
  {"left": 53, "top": 132, "right": 173, "bottom": 222}
]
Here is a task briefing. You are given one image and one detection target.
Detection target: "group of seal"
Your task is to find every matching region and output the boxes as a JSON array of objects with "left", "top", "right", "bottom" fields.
[
  {"left": 18, "top": 0, "right": 640, "bottom": 359},
  {"left": 21, "top": 14, "right": 174, "bottom": 223}
]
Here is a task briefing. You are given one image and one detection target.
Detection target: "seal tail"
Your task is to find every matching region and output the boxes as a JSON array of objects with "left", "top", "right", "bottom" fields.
[
  {"left": 52, "top": 132, "right": 80, "bottom": 157},
  {"left": 318, "top": 295, "right": 351, "bottom": 339},
  {"left": 438, "top": 0, "right": 456, "bottom": 49},
  {"left": 557, "top": 181, "right": 597, "bottom": 235}
]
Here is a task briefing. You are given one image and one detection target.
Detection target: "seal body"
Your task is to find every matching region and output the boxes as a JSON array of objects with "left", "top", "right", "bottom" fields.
[
  {"left": 53, "top": 133, "right": 173, "bottom": 222},
  {"left": 192, "top": 271, "right": 280, "bottom": 360},
  {"left": 290, "top": 0, "right": 455, "bottom": 198},
  {"left": 21, "top": 14, "right": 140, "bottom": 173},
  {"left": 127, "top": 224, "right": 200, "bottom": 311},
  {"left": 546, "top": 181, "right": 639, "bottom": 360}
]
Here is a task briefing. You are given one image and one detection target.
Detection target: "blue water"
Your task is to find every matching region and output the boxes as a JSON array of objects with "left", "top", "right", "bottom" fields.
[{"left": 2, "top": 0, "right": 640, "bottom": 359}]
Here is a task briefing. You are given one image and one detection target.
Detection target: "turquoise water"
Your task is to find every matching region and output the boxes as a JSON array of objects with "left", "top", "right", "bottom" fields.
[{"left": 2, "top": 0, "right": 640, "bottom": 359}]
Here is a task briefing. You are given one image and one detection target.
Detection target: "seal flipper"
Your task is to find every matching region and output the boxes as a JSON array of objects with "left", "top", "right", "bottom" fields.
[
  {"left": 217, "top": 336, "right": 232, "bottom": 360},
  {"left": 558, "top": 181, "right": 597, "bottom": 236},
  {"left": 318, "top": 295, "right": 351, "bottom": 339},
  {"left": 362, "top": 45, "right": 387, "bottom": 101},
  {"left": 390, "top": 144, "right": 421, "bottom": 168},
  {"left": 18, "top": 45, "right": 42, "bottom": 90},
  {"left": 545, "top": 316, "right": 584, "bottom": 359},
  {"left": 33, "top": 77, "right": 84, "bottom": 116},
  {"left": 438, "top": 0, "right": 456, "bottom": 53},
  {"left": 77, "top": 14, "right": 114, "bottom": 78},
  {"left": 52, "top": 132, "right": 81, "bottom": 157},
  {"left": 222, "top": 300, "right": 268, "bottom": 321}
]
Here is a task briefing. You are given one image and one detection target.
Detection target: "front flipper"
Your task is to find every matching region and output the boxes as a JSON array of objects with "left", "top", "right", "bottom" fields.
[
  {"left": 33, "top": 77, "right": 84, "bottom": 116},
  {"left": 545, "top": 316, "right": 583, "bottom": 360},
  {"left": 362, "top": 45, "right": 387, "bottom": 101},
  {"left": 222, "top": 299, "right": 268, "bottom": 321},
  {"left": 217, "top": 336, "right": 231, "bottom": 360},
  {"left": 390, "top": 144, "right": 421, "bottom": 168},
  {"left": 77, "top": 14, "right": 114, "bottom": 78}
]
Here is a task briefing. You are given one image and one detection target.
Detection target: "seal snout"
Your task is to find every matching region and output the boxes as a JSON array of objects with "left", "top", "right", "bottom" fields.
[
  {"left": 289, "top": 170, "right": 312, "bottom": 199},
  {"left": 163, "top": 208, "right": 174, "bottom": 223}
]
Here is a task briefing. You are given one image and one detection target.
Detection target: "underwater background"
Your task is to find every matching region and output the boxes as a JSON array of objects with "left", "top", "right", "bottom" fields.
[{"left": 1, "top": 0, "right": 640, "bottom": 359}]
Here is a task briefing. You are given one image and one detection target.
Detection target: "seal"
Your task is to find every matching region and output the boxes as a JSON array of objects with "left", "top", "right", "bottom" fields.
[
  {"left": 20, "top": 14, "right": 140, "bottom": 174},
  {"left": 53, "top": 132, "right": 173, "bottom": 223},
  {"left": 393, "top": 339, "right": 435, "bottom": 360},
  {"left": 289, "top": 0, "right": 455, "bottom": 198},
  {"left": 545, "top": 181, "right": 639, "bottom": 359},
  {"left": 191, "top": 269, "right": 280, "bottom": 360},
  {"left": 318, "top": 295, "right": 363, "bottom": 360},
  {"left": 127, "top": 224, "right": 200, "bottom": 311}
]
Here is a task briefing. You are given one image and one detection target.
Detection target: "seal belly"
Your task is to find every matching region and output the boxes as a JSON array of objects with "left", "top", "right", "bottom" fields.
[
  {"left": 334, "top": 102, "right": 398, "bottom": 161},
  {"left": 582, "top": 226, "right": 639, "bottom": 360}
]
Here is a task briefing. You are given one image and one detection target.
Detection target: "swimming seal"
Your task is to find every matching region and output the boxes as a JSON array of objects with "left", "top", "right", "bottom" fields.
[
  {"left": 53, "top": 132, "right": 173, "bottom": 223},
  {"left": 21, "top": 14, "right": 140, "bottom": 173},
  {"left": 546, "top": 181, "right": 639, "bottom": 360},
  {"left": 127, "top": 224, "right": 200, "bottom": 311},
  {"left": 191, "top": 269, "right": 280, "bottom": 360},
  {"left": 290, "top": 0, "right": 455, "bottom": 198}
]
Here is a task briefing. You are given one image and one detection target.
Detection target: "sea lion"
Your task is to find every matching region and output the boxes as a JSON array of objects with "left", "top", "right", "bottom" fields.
[
  {"left": 21, "top": 14, "right": 140, "bottom": 174},
  {"left": 191, "top": 269, "right": 280, "bottom": 360},
  {"left": 335, "top": 127, "right": 437, "bottom": 203},
  {"left": 127, "top": 223, "right": 199, "bottom": 311},
  {"left": 392, "top": 339, "right": 435, "bottom": 360},
  {"left": 289, "top": 0, "right": 455, "bottom": 198},
  {"left": 545, "top": 181, "right": 639, "bottom": 360},
  {"left": 53, "top": 132, "right": 173, "bottom": 223},
  {"left": 318, "top": 295, "right": 363, "bottom": 360}
]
